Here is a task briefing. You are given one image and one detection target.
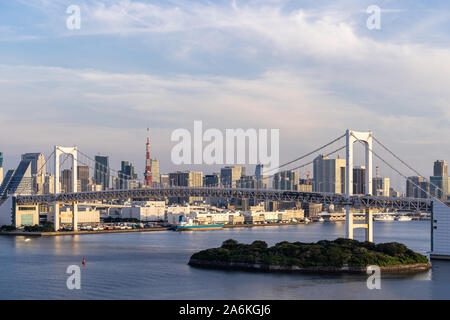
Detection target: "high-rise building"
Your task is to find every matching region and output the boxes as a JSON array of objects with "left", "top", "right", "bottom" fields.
[
  {"left": 237, "top": 176, "right": 256, "bottom": 189},
  {"left": 118, "top": 161, "right": 138, "bottom": 189},
  {"left": 273, "top": 170, "right": 299, "bottom": 191},
  {"left": 77, "top": 166, "right": 90, "bottom": 192},
  {"left": 0, "top": 160, "right": 34, "bottom": 201},
  {"left": 372, "top": 177, "right": 390, "bottom": 196},
  {"left": 204, "top": 173, "right": 220, "bottom": 187},
  {"left": 21, "top": 153, "right": 46, "bottom": 176},
  {"left": 406, "top": 176, "right": 429, "bottom": 199},
  {"left": 255, "top": 164, "right": 268, "bottom": 189},
  {"left": 434, "top": 160, "right": 448, "bottom": 177},
  {"left": 0, "top": 152, "right": 3, "bottom": 186},
  {"left": 151, "top": 159, "right": 160, "bottom": 187},
  {"left": 21, "top": 153, "right": 46, "bottom": 194},
  {"left": 430, "top": 160, "right": 449, "bottom": 201},
  {"left": 353, "top": 166, "right": 366, "bottom": 195},
  {"left": 168, "top": 171, "right": 203, "bottom": 203},
  {"left": 160, "top": 174, "right": 169, "bottom": 188},
  {"left": 220, "top": 166, "right": 245, "bottom": 188},
  {"left": 430, "top": 176, "right": 449, "bottom": 201},
  {"left": 144, "top": 128, "right": 152, "bottom": 187},
  {"left": 313, "top": 155, "right": 346, "bottom": 194},
  {"left": 94, "top": 155, "right": 109, "bottom": 190},
  {"left": 61, "top": 169, "right": 72, "bottom": 193}
]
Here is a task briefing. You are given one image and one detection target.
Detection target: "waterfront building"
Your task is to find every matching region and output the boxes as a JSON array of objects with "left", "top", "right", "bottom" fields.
[
  {"left": 121, "top": 201, "right": 166, "bottom": 222},
  {"left": 59, "top": 206, "right": 100, "bottom": 225},
  {"left": 220, "top": 166, "right": 245, "bottom": 188},
  {"left": 94, "top": 155, "right": 110, "bottom": 190},
  {"left": 313, "top": 155, "right": 346, "bottom": 194}
]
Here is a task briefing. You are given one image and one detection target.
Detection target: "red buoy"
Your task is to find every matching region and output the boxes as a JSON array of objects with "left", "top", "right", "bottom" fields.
[{"left": 82, "top": 257, "right": 86, "bottom": 265}]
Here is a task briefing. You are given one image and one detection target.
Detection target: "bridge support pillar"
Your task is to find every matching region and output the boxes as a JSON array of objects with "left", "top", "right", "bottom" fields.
[
  {"left": 365, "top": 208, "right": 373, "bottom": 242},
  {"left": 54, "top": 202, "right": 60, "bottom": 231},
  {"left": 345, "top": 206, "right": 353, "bottom": 239},
  {"left": 73, "top": 202, "right": 78, "bottom": 231}
]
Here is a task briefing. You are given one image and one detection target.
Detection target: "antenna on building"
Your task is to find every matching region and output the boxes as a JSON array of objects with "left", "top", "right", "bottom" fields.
[{"left": 144, "top": 126, "right": 152, "bottom": 188}]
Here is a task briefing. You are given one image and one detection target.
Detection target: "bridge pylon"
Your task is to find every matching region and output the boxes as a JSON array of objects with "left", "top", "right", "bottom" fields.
[
  {"left": 54, "top": 146, "right": 78, "bottom": 232},
  {"left": 345, "top": 130, "right": 373, "bottom": 242}
]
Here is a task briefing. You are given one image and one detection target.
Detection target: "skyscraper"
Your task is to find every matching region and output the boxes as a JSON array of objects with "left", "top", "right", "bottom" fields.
[
  {"left": 168, "top": 171, "right": 203, "bottom": 203},
  {"left": 220, "top": 166, "right": 245, "bottom": 188},
  {"left": 353, "top": 166, "right": 366, "bottom": 195},
  {"left": 118, "top": 161, "right": 138, "bottom": 189},
  {"left": 144, "top": 128, "right": 152, "bottom": 187},
  {"left": 94, "top": 155, "right": 109, "bottom": 190},
  {"left": 372, "top": 177, "right": 390, "bottom": 196},
  {"left": 313, "top": 155, "right": 346, "bottom": 194},
  {"left": 255, "top": 164, "right": 268, "bottom": 189},
  {"left": 204, "top": 173, "right": 220, "bottom": 187},
  {"left": 0, "top": 152, "right": 3, "bottom": 186},
  {"left": 77, "top": 166, "right": 90, "bottom": 192},
  {"left": 21, "top": 153, "right": 46, "bottom": 176},
  {"left": 431, "top": 160, "right": 449, "bottom": 201},
  {"left": 151, "top": 159, "right": 160, "bottom": 187},
  {"left": 434, "top": 160, "right": 448, "bottom": 177},
  {"left": 406, "top": 176, "right": 429, "bottom": 199},
  {"left": 61, "top": 169, "right": 72, "bottom": 193},
  {"left": 273, "top": 170, "right": 299, "bottom": 191}
]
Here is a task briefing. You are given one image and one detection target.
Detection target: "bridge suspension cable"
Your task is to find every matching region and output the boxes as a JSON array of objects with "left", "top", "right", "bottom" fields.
[
  {"left": 372, "top": 135, "right": 447, "bottom": 198},
  {"left": 263, "top": 133, "right": 346, "bottom": 176},
  {"left": 351, "top": 133, "right": 443, "bottom": 204}
]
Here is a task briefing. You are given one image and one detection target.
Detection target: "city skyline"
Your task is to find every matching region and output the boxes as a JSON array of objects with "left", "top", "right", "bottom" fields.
[{"left": 0, "top": 0, "right": 449, "bottom": 184}]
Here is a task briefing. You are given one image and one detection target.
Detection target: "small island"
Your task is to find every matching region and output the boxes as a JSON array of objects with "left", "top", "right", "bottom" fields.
[{"left": 189, "top": 238, "right": 431, "bottom": 274}]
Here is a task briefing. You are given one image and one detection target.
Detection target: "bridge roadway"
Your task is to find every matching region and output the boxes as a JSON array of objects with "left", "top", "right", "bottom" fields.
[{"left": 14, "top": 187, "right": 432, "bottom": 212}]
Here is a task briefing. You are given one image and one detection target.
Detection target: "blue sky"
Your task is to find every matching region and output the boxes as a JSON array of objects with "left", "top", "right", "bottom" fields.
[{"left": 0, "top": 0, "right": 449, "bottom": 191}]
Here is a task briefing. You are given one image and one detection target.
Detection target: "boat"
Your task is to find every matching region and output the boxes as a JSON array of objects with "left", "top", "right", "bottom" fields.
[
  {"left": 173, "top": 216, "right": 223, "bottom": 231},
  {"left": 318, "top": 217, "right": 325, "bottom": 222},
  {"left": 396, "top": 215, "right": 413, "bottom": 222},
  {"left": 374, "top": 215, "right": 394, "bottom": 222},
  {"left": 174, "top": 224, "right": 224, "bottom": 231}
]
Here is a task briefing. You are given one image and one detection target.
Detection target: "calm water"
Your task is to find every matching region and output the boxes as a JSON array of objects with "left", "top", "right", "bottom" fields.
[{"left": 1, "top": 220, "right": 449, "bottom": 300}]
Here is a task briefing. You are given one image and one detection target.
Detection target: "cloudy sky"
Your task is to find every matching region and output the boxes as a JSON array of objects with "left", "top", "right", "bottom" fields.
[{"left": 0, "top": 0, "right": 449, "bottom": 191}]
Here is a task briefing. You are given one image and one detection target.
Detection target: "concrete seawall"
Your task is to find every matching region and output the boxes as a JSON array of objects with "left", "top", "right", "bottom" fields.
[
  {"left": 0, "top": 227, "right": 171, "bottom": 237},
  {"left": 188, "top": 259, "right": 432, "bottom": 274}
]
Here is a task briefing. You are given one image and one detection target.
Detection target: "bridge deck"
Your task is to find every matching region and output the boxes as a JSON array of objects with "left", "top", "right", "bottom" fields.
[{"left": 14, "top": 187, "right": 431, "bottom": 212}]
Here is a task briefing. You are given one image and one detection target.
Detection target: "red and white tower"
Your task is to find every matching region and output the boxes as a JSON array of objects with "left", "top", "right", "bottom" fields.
[{"left": 144, "top": 128, "right": 152, "bottom": 187}]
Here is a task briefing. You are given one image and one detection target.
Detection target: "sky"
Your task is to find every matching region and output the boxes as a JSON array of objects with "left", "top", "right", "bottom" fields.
[{"left": 0, "top": 0, "right": 449, "bottom": 192}]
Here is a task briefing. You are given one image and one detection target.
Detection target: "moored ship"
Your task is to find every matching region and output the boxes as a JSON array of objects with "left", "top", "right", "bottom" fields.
[{"left": 173, "top": 216, "right": 223, "bottom": 231}]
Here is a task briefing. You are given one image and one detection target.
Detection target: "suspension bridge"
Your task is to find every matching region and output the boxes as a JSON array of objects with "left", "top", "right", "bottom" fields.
[{"left": 3, "top": 129, "right": 448, "bottom": 245}]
